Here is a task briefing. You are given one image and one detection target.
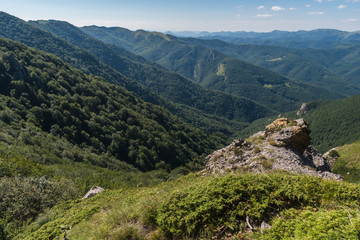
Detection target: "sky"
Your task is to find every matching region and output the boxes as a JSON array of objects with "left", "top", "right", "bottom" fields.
[{"left": 1, "top": 0, "right": 360, "bottom": 32}]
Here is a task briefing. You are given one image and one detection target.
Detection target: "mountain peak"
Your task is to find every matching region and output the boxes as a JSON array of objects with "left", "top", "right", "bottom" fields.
[{"left": 203, "top": 118, "right": 343, "bottom": 180}]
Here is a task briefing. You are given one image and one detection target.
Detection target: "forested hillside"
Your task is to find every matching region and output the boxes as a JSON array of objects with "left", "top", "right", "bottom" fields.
[
  {"left": 82, "top": 26, "right": 342, "bottom": 113},
  {"left": 27, "top": 19, "right": 275, "bottom": 133},
  {"left": 181, "top": 38, "right": 359, "bottom": 96},
  {"left": 0, "top": 12, "right": 276, "bottom": 137},
  {"left": 0, "top": 37, "right": 219, "bottom": 171}
]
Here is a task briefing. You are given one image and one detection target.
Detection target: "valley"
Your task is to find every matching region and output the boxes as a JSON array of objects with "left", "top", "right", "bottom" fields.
[{"left": 0, "top": 10, "right": 360, "bottom": 240}]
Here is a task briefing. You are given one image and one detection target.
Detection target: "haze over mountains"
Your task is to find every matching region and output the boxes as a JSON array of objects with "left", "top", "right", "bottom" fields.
[{"left": 1, "top": 10, "right": 360, "bottom": 239}]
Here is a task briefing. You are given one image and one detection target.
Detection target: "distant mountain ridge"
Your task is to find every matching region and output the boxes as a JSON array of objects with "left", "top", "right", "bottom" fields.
[
  {"left": 82, "top": 26, "right": 343, "bottom": 113},
  {"left": 167, "top": 29, "right": 360, "bottom": 49}
]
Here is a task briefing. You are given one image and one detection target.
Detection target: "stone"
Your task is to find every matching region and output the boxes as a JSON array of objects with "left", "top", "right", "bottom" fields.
[
  {"left": 297, "top": 103, "right": 309, "bottom": 116},
  {"left": 202, "top": 118, "right": 343, "bottom": 181},
  {"left": 82, "top": 186, "right": 104, "bottom": 200},
  {"left": 261, "top": 221, "right": 271, "bottom": 232}
]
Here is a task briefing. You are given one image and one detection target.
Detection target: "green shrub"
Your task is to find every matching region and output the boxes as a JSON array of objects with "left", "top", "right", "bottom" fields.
[
  {"left": 261, "top": 158, "right": 275, "bottom": 170},
  {"left": 259, "top": 208, "right": 360, "bottom": 240},
  {"left": 233, "top": 147, "right": 243, "bottom": 156},
  {"left": 157, "top": 174, "right": 360, "bottom": 239},
  {"left": 254, "top": 146, "right": 261, "bottom": 154}
]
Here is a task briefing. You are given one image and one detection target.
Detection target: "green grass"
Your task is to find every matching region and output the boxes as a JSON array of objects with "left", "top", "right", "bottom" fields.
[
  {"left": 14, "top": 173, "right": 360, "bottom": 240},
  {"left": 333, "top": 140, "right": 360, "bottom": 183}
]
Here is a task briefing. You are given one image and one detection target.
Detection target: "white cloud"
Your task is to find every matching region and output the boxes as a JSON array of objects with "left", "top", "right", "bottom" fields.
[
  {"left": 338, "top": 4, "right": 347, "bottom": 9},
  {"left": 258, "top": 5, "right": 265, "bottom": 10},
  {"left": 308, "top": 11, "right": 324, "bottom": 15},
  {"left": 256, "top": 14, "right": 273, "bottom": 18},
  {"left": 271, "top": 6, "right": 285, "bottom": 11},
  {"left": 343, "top": 18, "right": 359, "bottom": 22},
  {"left": 315, "top": 0, "right": 323, "bottom": 3},
  {"left": 346, "top": 0, "right": 359, "bottom": 2},
  {"left": 289, "top": 7, "right": 297, "bottom": 10},
  {"left": 305, "top": 4, "right": 311, "bottom": 7}
]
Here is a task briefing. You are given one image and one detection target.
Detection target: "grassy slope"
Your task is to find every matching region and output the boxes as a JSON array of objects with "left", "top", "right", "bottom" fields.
[
  {"left": 14, "top": 173, "right": 360, "bottom": 240},
  {"left": 332, "top": 140, "right": 360, "bottom": 183}
]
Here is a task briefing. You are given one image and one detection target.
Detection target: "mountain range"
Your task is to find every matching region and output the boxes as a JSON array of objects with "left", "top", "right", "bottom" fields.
[{"left": 1, "top": 10, "right": 360, "bottom": 240}]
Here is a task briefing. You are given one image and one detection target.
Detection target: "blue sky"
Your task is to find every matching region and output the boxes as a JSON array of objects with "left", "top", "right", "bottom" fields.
[{"left": 1, "top": 0, "right": 359, "bottom": 32}]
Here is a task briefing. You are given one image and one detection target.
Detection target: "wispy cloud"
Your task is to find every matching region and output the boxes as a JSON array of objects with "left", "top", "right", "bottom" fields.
[
  {"left": 346, "top": 0, "right": 359, "bottom": 2},
  {"left": 315, "top": 0, "right": 323, "bottom": 3},
  {"left": 343, "top": 18, "right": 359, "bottom": 22},
  {"left": 305, "top": 4, "right": 311, "bottom": 7},
  {"left": 258, "top": 5, "right": 265, "bottom": 10},
  {"left": 256, "top": 13, "right": 273, "bottom": 18},
  {"left": 308, "top": 11, "right": 324, "bottom": 15},
  {"left": 338, "top": 4, "right": 347, "bottom": 9},
  {"left": 271, "top": 6, "right": 285, "bottom": 11},
  {"left": 289, "top": 7, "right": 297, "bottom": 10}
]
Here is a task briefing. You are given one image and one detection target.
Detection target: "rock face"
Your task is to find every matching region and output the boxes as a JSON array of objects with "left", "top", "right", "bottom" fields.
[{"left": 203, "top": 118, "right": 342, "bottom": 180}]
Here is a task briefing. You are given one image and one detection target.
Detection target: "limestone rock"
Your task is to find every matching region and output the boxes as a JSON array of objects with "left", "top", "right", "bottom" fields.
[
  {"left": 203, "top": 118, "right": 342, "bottom": 181},
  {"left": 82, "top": 186, "right": 104, "bottom": 200},
  {"left": 297, "top": 103, "right": 309, "bottom": 116}
]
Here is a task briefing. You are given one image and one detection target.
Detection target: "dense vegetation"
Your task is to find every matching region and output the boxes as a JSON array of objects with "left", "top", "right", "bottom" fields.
[
  {"left": 29, "top": 20, "right": 276, "bottom": 134},
  {"left": 0, "top": 12, "right": 275, "bottom": 137},
  {"left": 12, "top": 173, "right": 360, "bottom": 239},
  {"left": 0, "top": 37, "right": 220, "bottom": 171},
  {"left": 291, "top": 45, "right": 360, "bottom": 89},
  {"left": 182, "top": 37, "right": 358, "bottom": 96},
  {"left": 1, "top": 12, "right": 360, "bottom": 240},
  {"left": 82, "top": 26, "right": 343, "bottom": 112},
  {"left": 0, "top": 37, "right": 230, "bottom": 236},
  {"left": 302, "top": 95, "right": 360, "bottom": 152}
]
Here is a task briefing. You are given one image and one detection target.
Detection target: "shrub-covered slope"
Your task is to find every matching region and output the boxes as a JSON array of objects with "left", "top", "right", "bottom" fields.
[
  {"left": 13, "top": 173, "right": 360, "bottom": 240},
  {"left": 82, "top": 26, "right": 342, "bottom": 112}
]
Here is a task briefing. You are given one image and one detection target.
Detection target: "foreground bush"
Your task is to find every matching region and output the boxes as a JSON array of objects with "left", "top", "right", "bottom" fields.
[{"left": 157, "top": 174, "right": 360, "bottom": 239}]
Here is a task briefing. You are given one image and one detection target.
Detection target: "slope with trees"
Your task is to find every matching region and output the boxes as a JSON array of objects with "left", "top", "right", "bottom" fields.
[
  {"left": 181, "top": 37, "right": 359, "bottom": 96},
  {"left": 0, "top": 12, "right": 275, "bottom": 137},
  {"left": 82, "top": 26, "right": 343, "bottom": 113}
]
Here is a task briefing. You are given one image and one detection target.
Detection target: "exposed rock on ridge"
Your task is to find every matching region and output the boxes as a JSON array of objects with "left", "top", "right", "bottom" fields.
[{"left": 203, "top": 118, "right": 342, "bottom": 180}]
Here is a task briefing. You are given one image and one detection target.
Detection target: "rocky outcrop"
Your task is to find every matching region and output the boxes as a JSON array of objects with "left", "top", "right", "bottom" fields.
[
  {"left": 203, "top": 118, "right": 342, "bottom": 180},
  {"left": 82, "top": 186, "right": 104, "bottom": 200},
  {"left": 297, "top": 103, "right": 309, "bottom": 116}
]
